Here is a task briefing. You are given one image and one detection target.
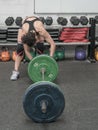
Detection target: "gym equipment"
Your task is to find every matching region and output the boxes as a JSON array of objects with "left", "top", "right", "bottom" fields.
[
  {"left": 45, "top": 16, "right": 53, "bottom": 26},
  {"left": 23, "top": 55, "right": 65, "bottom": 123},
  {"left": 46, "top": 28, "right": 60, "bottom": 42},
  {"left": 80, "top": 16, "right": 88, "bottom": 25},
  {"left": 56, "top": 50, "right": 65, "bottom": 60},
  {"left": 0, "top": 34, "right": 7, "bottom": 39},
  {"left": 57, "top": 17, "right": 63, "bottom": 24},
  {"left": 75, "top": 46, "right": 86, "bottom": 60},
  {"left": 94, "top": 45, "right": 98, "bottom": 61},
  {"left": 7, "top": 27, "right": 19, "bottom": 42},
  {"left": 28, "top": 55, "right": 58, "bottom": 82},
  {"left": 53, "top": 51, "right": 58, "bottom": 60},
  {"left": 0, "top": 29, "right": 7, "bottom": 43},
  {"left": 12, "top": 50, "right": 17, "bottom": 61},
  {"left": 15, "top": 17, "right": 23, "bottom": 26},
  {"left": 39, "top": 17, "right": 45, "bottom": 24},
  {"left": 43, "top": 50, "right": 59, "bottom": 60},
  {"left": 88, "top": 18, "right": 96, "bottom": 63},
  {"left": 5, "top": 17, "right": 14, "bottom": 26},
  {"left": 0, "top": 53, "right": 1, "bottom": 61},
  {"left": 23, "top": 81, "right": 65, "bottom": 123},
  {"left": 95, "top": 15, "right": 98, "bottom": 24},
  {"left": 95, "top": 51, "right": 98, "bottom": 61},
  {"left": 70, "top": 16, "right": 80, "bottom": 26},
  {"left": 57, "top": 17, "right": 68, "bottom": 26},
  {"left": 25, "top": 51, "right": 36, "bottom": 62},
  {"left": 0, "top": 29, "right": 7, "bottom": 34},
  {"left": 1, "top": 47, "right": 10, "bottom": 61},
  {"left": 59, "top": 27, "right": 89, "bottom": 43}
]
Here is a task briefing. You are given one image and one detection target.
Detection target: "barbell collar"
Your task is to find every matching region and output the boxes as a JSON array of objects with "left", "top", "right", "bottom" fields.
[{"left": 40, "top": 100, "right": 47, "bottom": 113}]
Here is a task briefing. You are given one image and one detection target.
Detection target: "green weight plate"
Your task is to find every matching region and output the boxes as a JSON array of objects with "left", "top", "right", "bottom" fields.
[
  {"left": 23, "top": 81, "right": 65, "bottom": 123},
  {"left": 28, "top": 55, "right": 58, "bottom": 82}
]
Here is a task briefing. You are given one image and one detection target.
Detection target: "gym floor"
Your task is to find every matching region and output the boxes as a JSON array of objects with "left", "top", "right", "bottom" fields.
[{"left": 0, "top": 58, "right": 98, "bottom": 130}]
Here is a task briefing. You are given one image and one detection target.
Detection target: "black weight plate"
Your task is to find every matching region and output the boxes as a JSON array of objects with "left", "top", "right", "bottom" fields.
[{"left": 23, "top": 81, "right": 65, "bottom": 123}]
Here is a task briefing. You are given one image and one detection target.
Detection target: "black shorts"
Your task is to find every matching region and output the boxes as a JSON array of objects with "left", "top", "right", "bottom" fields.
[
  {"left": 35, "top": 42, "right": 45, "bottom": 54},
  {"left": 16, "top": 43, "right": 45, "bottom": 56},
  {"left": 16, "top": 44, "right": 24, "bottom": 56}
]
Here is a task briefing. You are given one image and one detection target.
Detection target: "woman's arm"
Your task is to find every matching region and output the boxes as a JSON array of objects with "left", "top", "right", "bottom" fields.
[{"left": 23, "top": 44, "right": 33, "bottom": 60}]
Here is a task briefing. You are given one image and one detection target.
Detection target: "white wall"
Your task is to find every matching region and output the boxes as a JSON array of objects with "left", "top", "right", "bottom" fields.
[
  {"left": 34, "top": 0, "right": 98, "bottom": 13},
  {"left": 34, "top": 0, "right": 98, "bottom": 26},
  {"left": 0, "top": 0, "right": 34, "bottom": 25},
  {"left": 0, "top": 0, "right": 97, "bottom": 26}
]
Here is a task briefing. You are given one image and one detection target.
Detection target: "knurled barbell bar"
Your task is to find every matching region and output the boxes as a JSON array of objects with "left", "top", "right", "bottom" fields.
[{"left": 23, "top": 55, "right": 65, "bottom": 123}]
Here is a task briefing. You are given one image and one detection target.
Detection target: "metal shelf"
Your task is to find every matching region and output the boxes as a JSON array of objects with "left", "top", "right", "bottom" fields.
[
  {"left": 0, "top": 42, "right": 17, "bottom": 46},
  {"left": 0, "top": 42, "right": 90, "bottom": 46},
  {"left": 44, "top": 42, "right": 90, "bottom": 45}
]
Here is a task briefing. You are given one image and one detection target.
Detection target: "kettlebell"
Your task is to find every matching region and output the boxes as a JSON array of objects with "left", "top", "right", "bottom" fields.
[
  {"left": 0, "top": 51, "right": 1, "bottom": 61},
  {"left": 94, "top": 45, "right": 98, "bottom": 61},
  {"left": 12, "top": 50, "right": 17, "bottom": 61},
  {"left": 1, "top": 47, "right": 11, "bottom": 61}
]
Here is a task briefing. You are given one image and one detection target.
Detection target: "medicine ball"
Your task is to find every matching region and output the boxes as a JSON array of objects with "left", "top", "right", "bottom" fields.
[
  {"left": 75, "top": 46, "right": 86, "bottom": 60},
  {"left": 56, "top": 51, "right": 65, "bottom": 60}
]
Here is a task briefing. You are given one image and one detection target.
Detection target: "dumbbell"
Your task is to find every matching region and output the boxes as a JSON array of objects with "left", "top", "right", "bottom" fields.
[
  {"left": 5, "top": 17, "right": 14, "bottom": 26},
  {"left": 45, "top": 16, "right": 53, "bottom": 25},
  {"left": 70, "top": 16, "right": 80, "bottom": 25},
  {"left": 39, "top": 17, "right": 45, "bottom": 24},
  {"left": 95, "top": 16, "right": 98, "bottom": 24},
  {"left": 23, "top": 55, "right": 65, "bottom": 123},
  {"left": 15, "top": 17, "right": 23, "bottom": 26},
  {"left": 57, "top": 17, "right": 68, "bottom": 26},
  {"left": 80, "top": 16, "right": 88, "bottom": 25}
]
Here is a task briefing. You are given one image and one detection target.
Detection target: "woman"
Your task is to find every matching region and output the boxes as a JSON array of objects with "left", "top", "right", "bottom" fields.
[{"left": 10, "top": 16, "right": 56, "bottom": 80}]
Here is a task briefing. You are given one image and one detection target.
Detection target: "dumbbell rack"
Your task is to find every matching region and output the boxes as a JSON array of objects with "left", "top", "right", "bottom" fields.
[{"left": 0, "top": 17, "right": 96, "bottom": 62}]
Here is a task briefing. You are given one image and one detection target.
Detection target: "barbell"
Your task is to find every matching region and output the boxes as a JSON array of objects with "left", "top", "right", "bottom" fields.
[{"left": 23, "top": 55, "right": 65, "bottom": 123}]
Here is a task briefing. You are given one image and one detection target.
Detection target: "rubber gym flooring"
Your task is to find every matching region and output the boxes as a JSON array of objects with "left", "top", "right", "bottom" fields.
[{"left": 0, "top": 58, "right": 98, "bottom": 130}]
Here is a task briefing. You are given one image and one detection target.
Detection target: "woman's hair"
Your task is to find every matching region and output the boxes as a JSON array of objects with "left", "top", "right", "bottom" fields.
[{"left": 21, "top": 32, "right": 36, "bottom": 47}]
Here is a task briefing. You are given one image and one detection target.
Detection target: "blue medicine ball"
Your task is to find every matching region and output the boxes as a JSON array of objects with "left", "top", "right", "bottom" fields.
[{"left": 75, "top": 47, "right": 86, "bottom": 60}]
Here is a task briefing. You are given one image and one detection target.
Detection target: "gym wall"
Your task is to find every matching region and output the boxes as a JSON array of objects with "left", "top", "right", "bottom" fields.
[
  {"left": 34, "top": 0, "right": 98, "bottom": 14},
  {"left": 0, "top": 0, "right": 97, "bottom": 26},
  {"left": 0, "top": 0, "right": 34, "bottom": 25},
  {"left": 0, "top": 0, "right": 97, "bottom": 62}
]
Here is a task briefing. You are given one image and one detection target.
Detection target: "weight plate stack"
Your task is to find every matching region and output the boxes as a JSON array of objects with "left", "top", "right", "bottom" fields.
[
  {"left": 7, "top": 27, "right": 19, "bottom": 42},
  {"left": 46, "top": 28, "right": 60, "bottom": 42},
  {"left": 0, "top": 29, "right": 7, "bottom": 43}
]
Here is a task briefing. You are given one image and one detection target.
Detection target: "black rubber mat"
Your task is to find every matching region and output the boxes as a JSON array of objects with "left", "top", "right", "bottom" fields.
[{"left": 0, "top": 60, "right": 98, "bottom": 130}]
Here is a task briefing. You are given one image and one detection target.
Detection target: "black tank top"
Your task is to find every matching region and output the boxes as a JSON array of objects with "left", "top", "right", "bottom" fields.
[{"left": 23, "top": 17, "right": 41, "bottom": 32}]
